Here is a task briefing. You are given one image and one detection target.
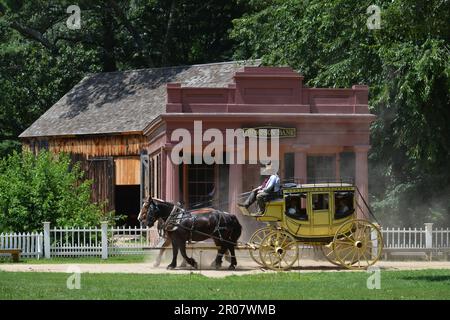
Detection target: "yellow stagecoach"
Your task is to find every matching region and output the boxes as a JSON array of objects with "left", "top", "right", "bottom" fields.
[{"left": 239, "top": 182, "right": 383, "bottom": 271}]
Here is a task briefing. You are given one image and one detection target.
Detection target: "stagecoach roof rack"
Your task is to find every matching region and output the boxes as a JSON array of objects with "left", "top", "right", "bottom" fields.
[{"left": 282, "top": 177, "right": 355, "bottom": 189}]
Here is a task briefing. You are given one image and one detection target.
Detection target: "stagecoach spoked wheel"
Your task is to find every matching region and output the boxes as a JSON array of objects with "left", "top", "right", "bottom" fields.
[
  {"left": 248, "top": 227, "right": 274, "bottom": 266},
  {"left": 259, "top": 230, "right": 299, "bottom": 271},
  {"left": 321, "top": 242, "right": 358, "bottom": 267},
  {"left": 321, "top": 244, "right": 341, "bottom": 267},
  {"left": 332, "top": 219, "right": 383, "bottom": 270}
]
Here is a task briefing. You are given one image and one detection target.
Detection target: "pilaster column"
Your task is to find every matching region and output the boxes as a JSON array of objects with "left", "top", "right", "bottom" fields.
[
  {"left": 354, "top": 145, "right": 370, "bottom": 219},
  {"left": 228, "top": 163, "right": 243, "bottom": 214},
  {"left": 164, "top": 144, "right": 179, "bottom": 203},
  {"left": 227, "top": 142, "right": 243, "bottom": 214}
]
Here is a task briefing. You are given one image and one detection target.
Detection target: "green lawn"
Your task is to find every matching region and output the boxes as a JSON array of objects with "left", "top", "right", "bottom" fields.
[{"left": 0, "top": 269, "right": 449, "bottom": 299}]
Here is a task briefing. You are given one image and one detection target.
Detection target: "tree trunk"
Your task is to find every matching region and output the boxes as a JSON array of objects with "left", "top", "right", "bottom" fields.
[{"left": 101, "top": 6, "right": 117, "bottom": 72}]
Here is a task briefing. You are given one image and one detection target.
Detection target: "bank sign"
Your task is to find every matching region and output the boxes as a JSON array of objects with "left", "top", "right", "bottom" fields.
[{"left": 243, "top": 126, "right": 296, "bottom": 138}]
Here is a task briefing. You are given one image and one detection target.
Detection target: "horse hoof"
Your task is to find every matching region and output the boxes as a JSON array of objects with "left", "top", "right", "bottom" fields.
[
  {"left": 167, "top": 265, "right": 176, "bottom": 270},
  {"left": 228, "top": 265, "right": 236, "bottom": 270},
  {"left": 192, "top": 261, "right": 198, "bottom": 269},
  {"left": 215, "top": 263, "right": 222, "bottom": 270}
]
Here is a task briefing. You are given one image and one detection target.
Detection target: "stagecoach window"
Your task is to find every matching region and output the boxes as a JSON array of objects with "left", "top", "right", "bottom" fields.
[
  {"left": 334, "top": 191, "right": 354, "bottom": 218},
  {"left": 285, "top": 193, "right": 307, "bottom": 220},
  {"left": 312, "top": 193, "right": 329, "bottom": 211}
]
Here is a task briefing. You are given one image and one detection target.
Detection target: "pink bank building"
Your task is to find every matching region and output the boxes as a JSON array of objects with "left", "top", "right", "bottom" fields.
[{"left": 21, "top": 61, "right": 375, "bottom": 232}]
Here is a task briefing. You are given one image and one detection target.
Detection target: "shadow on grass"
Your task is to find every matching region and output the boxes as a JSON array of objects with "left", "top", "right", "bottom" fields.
[{"left": 401, "top": 275, "right": 450, "bottom": 282}]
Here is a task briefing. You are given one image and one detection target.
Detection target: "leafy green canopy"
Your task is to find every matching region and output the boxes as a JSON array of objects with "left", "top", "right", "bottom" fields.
[
  {"left": 0, "top": 0, "right": 248, "bottom": 156},
  {"left": 0, "top": 150, "right": 104, "bottom": 232},
  {"left": 232, "top": 0, "right": 450, "bottom": 226}
]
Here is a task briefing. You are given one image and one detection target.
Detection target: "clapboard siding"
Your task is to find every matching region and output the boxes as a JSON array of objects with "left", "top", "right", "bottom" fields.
[
  {"left": 70, "top": 154, "right": 115, "bottom": 212},
  {"left": 115, "top": 157, "right": 140, "bottom": 185},
  {"left": 24, "top": 134, "right": 147, "bottom": 157}
]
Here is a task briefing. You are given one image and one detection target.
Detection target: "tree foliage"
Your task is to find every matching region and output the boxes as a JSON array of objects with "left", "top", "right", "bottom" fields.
[
  {"left": 0, "top": 150, "right": 105, "bottom": 232},
  {"left": 0, "top": 0, "right": 248, "bottom": 156},
  {"left": 231, "top": 0, "right": 450, "bottom": 226}
]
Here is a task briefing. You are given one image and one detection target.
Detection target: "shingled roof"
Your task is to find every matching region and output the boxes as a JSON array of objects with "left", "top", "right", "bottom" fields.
[{"left": 19, "top": 60, "right": 260, "bottom": 138}]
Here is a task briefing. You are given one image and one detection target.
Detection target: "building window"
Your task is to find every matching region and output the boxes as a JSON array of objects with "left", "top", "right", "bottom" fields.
[
  {"left": 187, "top": 163, "right": 215, "bottom": 208},
  {"left": 339, "top": 152, "right": 355, "bottom": 183},
  {"left": 284, "top": 152, "right": 295, "bottom": 182},
  {"left": 307, "top": 155, "right": 336, "bottom": 183},
  {"left": 38, "top": 139, "right": 49, "bottom": 151}
]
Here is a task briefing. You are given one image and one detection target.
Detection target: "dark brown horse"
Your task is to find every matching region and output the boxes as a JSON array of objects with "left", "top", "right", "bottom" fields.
[{"left": 138, "top": 196, "right": 242, "bottom": 270}]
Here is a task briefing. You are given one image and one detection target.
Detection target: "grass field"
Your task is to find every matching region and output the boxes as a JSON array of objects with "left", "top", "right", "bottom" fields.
[
  {"left": 0, "top": 255, "right": 147, "bottom": 264},
  {"left": 0, "top": 269, "right": 449, "bottom": 300}
]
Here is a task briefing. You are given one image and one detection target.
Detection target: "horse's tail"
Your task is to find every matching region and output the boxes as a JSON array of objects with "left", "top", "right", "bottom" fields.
[{"left": 229, "top": 214, "right": 242, "bottom": 245}]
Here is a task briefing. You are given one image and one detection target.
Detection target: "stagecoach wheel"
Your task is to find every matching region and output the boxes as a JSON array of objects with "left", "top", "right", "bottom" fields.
[
  {"left": 321, "top": 242, "right": 358, "bottom": 267},
  {"left": 259, "top": 230, "right": 299, "bottom": 271},
  {"left": 321, "top": 244, "right": 341, "bottom": 267},
  {"left": 333, "top": 219, "right": 383, "bottom": 270},
  {"left": 248, "top": 227, "right": 274, "bottom": 266}
]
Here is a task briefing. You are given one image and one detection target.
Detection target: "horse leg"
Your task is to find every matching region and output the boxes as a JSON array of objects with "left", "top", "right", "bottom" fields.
[
  {"left": 178, "top": 240, "right": 198, "bottom": 269},
  {"left": 227, "top": 245, "right": 238, "bottom": 270},
  {"left": 224, "top": 250, "right": 231, "bottom": 263},
  {"left": 214, "top": 246, "right": 227, "bottom": 270},
  {"left": 167, "top": 239, "right": 178, "bottom": 270},
  {"left": 180, "top": 258, "right": 188, "bottom": 268}
]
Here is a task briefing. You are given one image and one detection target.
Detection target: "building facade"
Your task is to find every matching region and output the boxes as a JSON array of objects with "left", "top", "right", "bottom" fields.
[{"left": 20, "top": 61, "right": 375, "bottom": 233}]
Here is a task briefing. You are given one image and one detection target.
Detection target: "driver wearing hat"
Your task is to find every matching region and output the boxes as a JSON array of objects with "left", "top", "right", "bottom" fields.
[{"left": 238, "top": 161, "right": 281, "bottom": 214}]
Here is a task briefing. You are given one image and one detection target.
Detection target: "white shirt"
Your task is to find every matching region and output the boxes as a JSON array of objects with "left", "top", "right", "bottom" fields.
[{"left": 263, "top": 174, "right": 281, "bottom": 193}]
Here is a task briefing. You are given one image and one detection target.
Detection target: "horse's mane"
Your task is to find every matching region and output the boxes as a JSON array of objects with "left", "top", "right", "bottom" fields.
[{"left": 152, "top": 198, "right": 175, "bottom": 210}]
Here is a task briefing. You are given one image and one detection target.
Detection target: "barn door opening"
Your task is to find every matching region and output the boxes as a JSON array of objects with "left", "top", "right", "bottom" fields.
[
  {"left": 115, "top": 185, "right": 140, "bottom": 227},
  {"left": 114, "top": 156, "right": 140, "bottom": 227}
]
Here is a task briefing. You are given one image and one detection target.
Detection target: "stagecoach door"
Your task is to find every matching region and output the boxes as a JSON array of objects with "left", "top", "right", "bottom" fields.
[{"left": 310, "top": 192, "right": 331, "bottom": 234}]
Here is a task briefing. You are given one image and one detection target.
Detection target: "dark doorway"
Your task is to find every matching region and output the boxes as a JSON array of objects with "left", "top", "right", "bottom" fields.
[{"left": 115, "top": 185, "right": 140, "bottom": 227}]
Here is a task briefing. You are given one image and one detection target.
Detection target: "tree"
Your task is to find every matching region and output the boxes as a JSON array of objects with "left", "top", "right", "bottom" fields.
[
  {"left": 231, "top": 0, "right": 450, "bottom": 226},
  {"left": 0, "top": 150, "right": 105, "bottom": 232},
  {"left": 0, "top": 0, "right": 249, "bottom": 157}
]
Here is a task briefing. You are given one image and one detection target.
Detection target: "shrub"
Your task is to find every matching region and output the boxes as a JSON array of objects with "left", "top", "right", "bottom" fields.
[{"left": 0, "top": 150, "right": 104, "bottom": 232}]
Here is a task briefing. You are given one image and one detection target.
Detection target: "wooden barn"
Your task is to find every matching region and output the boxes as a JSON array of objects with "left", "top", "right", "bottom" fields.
[{"left": 19, "top": 61, "right": 254, "bottom": 226}]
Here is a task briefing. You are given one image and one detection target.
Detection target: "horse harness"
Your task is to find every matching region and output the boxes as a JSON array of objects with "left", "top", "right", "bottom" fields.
[{"left": 161, "top": 205, "right": 233, "bottom": 245}]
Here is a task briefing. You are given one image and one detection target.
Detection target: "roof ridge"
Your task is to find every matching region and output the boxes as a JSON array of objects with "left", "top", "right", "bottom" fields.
[{"left": 87, "top": 59, "right": 262, "bottom": 78}]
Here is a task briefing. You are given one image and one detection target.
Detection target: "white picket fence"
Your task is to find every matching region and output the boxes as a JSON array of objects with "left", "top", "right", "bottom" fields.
[
  {"left": 382, "top": 223, "right": 450, "bottom": 249},
  {"left": 1, "top": 222, "right": 162, "bottom": 259},
  {"left": 1, "top": 222, "right": 449, "bottom": 260},
  {"left": 0, "top": 232, "right": 43, "bottom": 258}
]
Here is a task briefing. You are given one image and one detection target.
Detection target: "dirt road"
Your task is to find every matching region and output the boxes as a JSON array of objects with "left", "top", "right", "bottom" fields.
[{"left": 1, "top": 259, "right": 449, "bottom": 278}]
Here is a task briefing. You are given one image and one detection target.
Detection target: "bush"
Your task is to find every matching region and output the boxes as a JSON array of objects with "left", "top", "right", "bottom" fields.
[{"left": 0, "top": 150, "right": 104, "bottom": 232}]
